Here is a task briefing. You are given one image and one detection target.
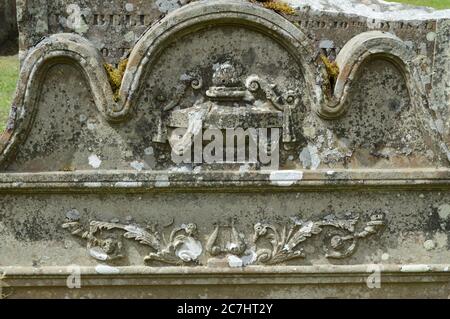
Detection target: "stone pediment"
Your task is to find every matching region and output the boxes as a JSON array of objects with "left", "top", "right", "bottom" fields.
[
  {"left": 3, "top": 0, "right": 448, "bottom": 174},
  {"left": 0, "top": 0, "right": 449, "bottom": 298}
]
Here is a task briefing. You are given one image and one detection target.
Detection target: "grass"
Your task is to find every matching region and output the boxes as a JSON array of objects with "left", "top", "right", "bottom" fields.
[
  {"left": 386, "top": 0, "right": 450, "bottom": 9},
  {"left": 0, "top": 55, "right": 18, "bottom": 131}
]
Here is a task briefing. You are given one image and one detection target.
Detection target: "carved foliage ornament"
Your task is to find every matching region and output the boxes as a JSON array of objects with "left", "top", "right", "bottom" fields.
[
  {"left": 62, "top": 212, "right": 386, "bottom": 266},
  {"left": 63, "top": 214, "right": 202, "bottom": 266},
  {"left": 63, "top": 213, "right": 386, "bottom": 266}
]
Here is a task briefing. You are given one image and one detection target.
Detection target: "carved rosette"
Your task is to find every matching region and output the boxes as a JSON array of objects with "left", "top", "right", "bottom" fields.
[{"left": 62, "top": 211, "right": 386, "bottom": 266}]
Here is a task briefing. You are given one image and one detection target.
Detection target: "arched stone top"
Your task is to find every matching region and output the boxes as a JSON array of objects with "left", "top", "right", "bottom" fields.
[
  {"left": 120, "top": 0, "right": 318, "bottom": 120},
  {"left": 319, "top": 31, "right": 445, "bottom": 162},
  {"left": 0, "top": 0, "right": 445, "bottom": 167},
  {"left": 0, "top": 33, "right": 117, "bottom": 165},
  {"left": 321, "top": 31, "right": 427, "bottom": 118}
]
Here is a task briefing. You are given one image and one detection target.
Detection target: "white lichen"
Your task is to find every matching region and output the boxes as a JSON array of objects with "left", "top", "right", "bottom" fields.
[
  {"left": 125, "top": 3, "right": 134, "bottom": 12},
  {"left": 438, "top": 204, "right": 450, "bottom": 220},
  {"left": 423, "top": 240, "right": 436, "bottom": 251},
  {"left": 400, "top": 264, "right": 431, "bottom": 272},
  {"left": 130, "top": 161, "right": 145, "bottom": 172},
  {"left": 270, "top": 170, "right": 304, "bottom": 186},
  {"left": 114, "top": 181, "right": 143, "bottom": 188},
  {"left": 95, "top": 265, "right": 120, "bottom": 275},
  {"left": 299, "top": 145, "right": 321, "bottom": 170},
  {"left": 88, "top": 154, "right": 102, "bottom": 169},
  {"left": 155, "top": 175, "right": 170, "bottom": 187},
  {"left": 144, "top": 147, "right": 154, "bottom": 156}
]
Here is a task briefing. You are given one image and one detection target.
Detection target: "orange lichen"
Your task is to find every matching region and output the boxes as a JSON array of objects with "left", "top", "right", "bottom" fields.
[
  {"left": 61, "top": 165, "right": 75, "bottom": 172},
  {"left": 104, "top": 58, "right": 128, "bottom": 102},
  {"left": 251, "top": 0, "right": 296, "bottom": 15},
  {"left": 320, "top": 54, "right": 340, "bottom": 92},
  {"left": 261, "top": 1, "right": 296, "bottom": 15}
]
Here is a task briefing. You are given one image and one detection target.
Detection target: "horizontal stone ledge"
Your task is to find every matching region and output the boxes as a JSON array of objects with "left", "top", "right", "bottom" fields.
[
  {"left": 0, "top": 168, "right": 450, "bottom": 192},
  {"left": 1, "top": 265, "right": 449, "bottom": 287}
]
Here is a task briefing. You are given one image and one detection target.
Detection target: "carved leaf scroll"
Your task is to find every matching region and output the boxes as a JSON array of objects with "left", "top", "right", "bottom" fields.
[
  {"left": 252, "top": 214, "right": 385, "bottom": 264},
  {"left": 62, "top": 211, "right": 386, "bottom": 266},
  {"left": 62, "top": 214, "right": 201, "bottom": 265}
]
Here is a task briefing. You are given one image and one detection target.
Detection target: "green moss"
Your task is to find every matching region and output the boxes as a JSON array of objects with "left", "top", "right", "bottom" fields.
[{"left": 104, "top": 58, "right": 128, "bottom": 102}]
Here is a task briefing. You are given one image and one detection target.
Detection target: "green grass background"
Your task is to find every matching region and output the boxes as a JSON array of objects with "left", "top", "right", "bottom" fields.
[
  {"left": 387, "top": 0, "right": 450, "bottom": 10},
  {"left": 0, "top": 55, "right": 18, "bottom": 131},
  {"left": 0, "top": 0, "right": 449, "bottom": 131}
]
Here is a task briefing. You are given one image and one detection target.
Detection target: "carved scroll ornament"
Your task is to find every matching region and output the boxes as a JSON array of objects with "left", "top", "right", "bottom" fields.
[{"left": 62, "top": 211, "right": 386, "bottom": 266}]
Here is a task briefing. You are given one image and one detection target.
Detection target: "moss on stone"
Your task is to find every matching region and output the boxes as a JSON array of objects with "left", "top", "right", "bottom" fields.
[
  {"left": 320, "top": 54, "right": 340, "bottom": 92},
  {"left": 253, "top": 0, "right": 296, "bottom": 15},
  {"left": 104, "top": 59, "right": 128, "bottom": 102}
]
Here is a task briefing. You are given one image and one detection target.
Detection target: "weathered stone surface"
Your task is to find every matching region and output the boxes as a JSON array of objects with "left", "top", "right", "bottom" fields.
[
  {"left": 15, "top": 0, "right": 450, "bottom": 64},
  {"left": 1, "top": 0, "right": 449, "bottom": 298},
  {"left": 0, "top": 0, "right": 17, "bottom": 53}
]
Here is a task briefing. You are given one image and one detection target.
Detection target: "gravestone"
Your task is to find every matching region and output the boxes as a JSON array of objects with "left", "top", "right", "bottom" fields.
[
  {"left": 0, "top": 0, "right": 449, "bottom": 298},
  {"left": 0, "top": 0, "right": 18, "bottom": 54}
]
